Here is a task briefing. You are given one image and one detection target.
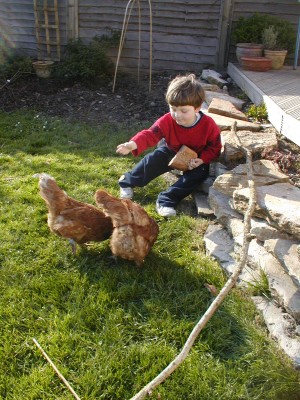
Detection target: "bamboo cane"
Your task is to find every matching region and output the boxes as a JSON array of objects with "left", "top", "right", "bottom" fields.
[
  {"left": 112, "top": 0, "right": 152, "bottom": 93},
  {"left": 147, "top": 0, "right": 153, "bottom": 92},
  {"left": 113, "top": 0, "right": 135, "bottom": 92},
  {"left": 137, "top": 0, "right": 141, "bottom": 84}
]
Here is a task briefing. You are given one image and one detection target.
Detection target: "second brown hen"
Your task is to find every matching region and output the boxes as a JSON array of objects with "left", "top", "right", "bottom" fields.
[
  {"left": 95, "top": 190, "right": 159, "bottom": 266},
  {"left": 34, "top": 173, "right": 113, "bottom": 253}
]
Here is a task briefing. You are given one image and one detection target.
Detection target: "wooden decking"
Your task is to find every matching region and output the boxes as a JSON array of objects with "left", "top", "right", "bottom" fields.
[{"left": 227, "top": 62, "right": 300, "bottom": 147}]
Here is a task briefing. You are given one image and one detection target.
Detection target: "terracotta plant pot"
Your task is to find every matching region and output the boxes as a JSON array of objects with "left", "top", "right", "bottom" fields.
[
  {"left": 236, "top": 43, "right": 264, "bottom": 65},
  {"left": 264, "top": 49, "right": 288, "bottom": 70},
  {"left": 32, "top": 61, "right": 54, "bottom": 78},
  {"left": 240, "top": 56, "right": 272, "bottom": 72}
]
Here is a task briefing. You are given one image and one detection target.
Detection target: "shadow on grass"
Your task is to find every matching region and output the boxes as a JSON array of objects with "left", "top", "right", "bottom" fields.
[{"left": 74, "top": 245, "right": 248, "bottom": 362}]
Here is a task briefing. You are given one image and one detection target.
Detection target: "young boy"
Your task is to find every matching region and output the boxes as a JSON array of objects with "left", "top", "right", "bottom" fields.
[{"left": 116, "top": 74, "right": 222, "bottom": 217}]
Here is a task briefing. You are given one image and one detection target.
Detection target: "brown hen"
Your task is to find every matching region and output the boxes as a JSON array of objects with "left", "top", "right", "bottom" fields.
[
  {"left": 95, "top": 189, "right": 159, "bottom": 266},
  {"left": 34, "top": 173, "right": 113, "bottom": 253}
]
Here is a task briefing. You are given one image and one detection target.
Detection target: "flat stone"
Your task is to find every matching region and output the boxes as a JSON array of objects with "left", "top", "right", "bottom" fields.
[
  {"left": 233, "top": 182, "right": 300, "bottom": 239},
  {"left": 201, "top": 69, "right": 228, "bottom": 88},
  {"left": 213, "top": 159, "right": 289, "bottom": 197},
  {"left": 208, "top": 187, "right": 243, "bottom": 227},
  {"left": 221, "top": 130, "right": 277, "bottom": 162},
  {"left": 205, "top": 90, "right": 245, "bottom": 109},
  {"left": 200, "top": 83, "right": 223, "bottom": 92},
  {"left": 192, "top": 192, "right": 215, "bottom": 217},
  {"left": 226, "top": 218, "right": 245, "bottom": 247},
  {"left": 253, "top": 296, "right": 300, "bottom": 367},
  {"left": 264, "top": 238, "right": 300, "bottom": 285},
  {"left": 205, "top": 113, "right": 260, "bottom": 132},
  {"left": 204, "top": 224, "right": 235, "bottom": 264},
  {"left": 247, "top": 240, "right": 300, "bottom": 321},
  {"left": 250, "top": 218, "right": 293, "bottom": 242},
  {"left": 208, "top": 98, "right": 248, "bottom": 121},
  {"left": 204, "top": 223, "right": 259, "bottom": 284}
]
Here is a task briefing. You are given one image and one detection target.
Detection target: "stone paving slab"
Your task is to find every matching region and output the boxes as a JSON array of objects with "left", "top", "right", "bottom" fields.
[
  {"left": 208, "top": 97, "right": 248, "bottom": 121},
  {"left": 233, "top": 182, "right": 300, "bottom": 240},
  {"left": 253, "top": 296, "right": 300, "bottom": 367},
  {"left": 204, "top": 112, "right": 261, "bottom": 131}
]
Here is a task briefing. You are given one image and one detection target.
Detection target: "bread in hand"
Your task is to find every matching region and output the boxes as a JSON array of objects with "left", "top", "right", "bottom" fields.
[{"left": 168, "top": 145, "right": 198, "bottom": 171}]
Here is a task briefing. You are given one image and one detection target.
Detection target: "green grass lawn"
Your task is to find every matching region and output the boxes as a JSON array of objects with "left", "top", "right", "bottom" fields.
[{"left": 1, "top": 110, "right": 299, "bottom": 399}]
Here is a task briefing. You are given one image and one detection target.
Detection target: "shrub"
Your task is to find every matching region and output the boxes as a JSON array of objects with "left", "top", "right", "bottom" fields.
[
  {"left": 246, "top": 103, "right": 268, "bottom": 122},
  {"left": 53, "top": 32, "right": 120, "bottom": 83},
  {"left": 232, "top": 13, "right": 296, "bottom": 54},
  {"left": 0, "top": 54, "right": 33, "bottom": 81}
]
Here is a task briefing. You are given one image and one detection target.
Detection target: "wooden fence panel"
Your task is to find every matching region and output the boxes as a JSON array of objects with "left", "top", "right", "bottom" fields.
[{"left": 78, "top": 0, "right": 222, "bottom": 74}]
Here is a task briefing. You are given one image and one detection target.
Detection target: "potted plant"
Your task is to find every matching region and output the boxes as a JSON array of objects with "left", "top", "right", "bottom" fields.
[
  {"left": 232, "top": 13, "right": 268, "bottom": 65},
  {"left": 262, "top": 26, "right": 288, "bottom": 69},
  {"left": 232, "top": 13, "right": 295, "bottom": 67}
]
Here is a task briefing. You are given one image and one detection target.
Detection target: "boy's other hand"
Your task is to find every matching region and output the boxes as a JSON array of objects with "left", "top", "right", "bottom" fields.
[{"left": 116, "top": 141, "right": 137, "bottom": 155}]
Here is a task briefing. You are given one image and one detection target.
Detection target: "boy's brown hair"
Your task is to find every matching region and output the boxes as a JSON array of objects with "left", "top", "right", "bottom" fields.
[{"left": 165, "top": 74, "right": 205, "bottom": 108}]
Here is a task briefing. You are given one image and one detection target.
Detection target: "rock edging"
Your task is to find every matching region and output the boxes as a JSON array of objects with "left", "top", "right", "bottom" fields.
[{"left": 193, "top": 70, "right": 300, "bottom": 367}]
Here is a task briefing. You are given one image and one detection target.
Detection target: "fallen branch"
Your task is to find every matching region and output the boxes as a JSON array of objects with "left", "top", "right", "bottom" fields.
[
  {"left": 33, "top": 338, "right": 81, "bottom": 400},
  {"left": 130, "top": 121, "right": 257, "bottom": 400}
]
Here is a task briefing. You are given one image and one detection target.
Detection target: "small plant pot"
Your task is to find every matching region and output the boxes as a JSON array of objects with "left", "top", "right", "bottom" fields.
[
  {"left": 32, "top": 61, "right": 54, "bottom": 78},
  {"left": 236, "top": 43, "right": 264, "bottom": 65},
  {"left": 240, "top": 56, "right": 272, "bottom": 72},
  {"left": 264, "top": 50, "right": 288, "bottom": 70}
]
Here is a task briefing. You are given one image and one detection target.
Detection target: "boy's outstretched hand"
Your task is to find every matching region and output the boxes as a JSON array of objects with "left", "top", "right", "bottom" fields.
[{"left": 116, "top": 141, "right": 137, "bottom": 155}]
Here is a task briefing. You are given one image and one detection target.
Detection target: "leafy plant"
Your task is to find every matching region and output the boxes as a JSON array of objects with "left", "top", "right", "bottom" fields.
[
  {"left": 246, "top": 103, "right": 268, "bottom": 122},
  {"left": 0, "top": 54, "right": 33, "bottom": 82},
  {"left": 262, "top": 26, "right": 279, "bottom": 50},
  {"left": 262, "top": 146, "right": 300, "bottom": 174},
  {"left": 53, "top": 32, "right": 120, "bottom": 82},
  {"left": 232, "top": 13, "right": 296, "bottom": 53}
]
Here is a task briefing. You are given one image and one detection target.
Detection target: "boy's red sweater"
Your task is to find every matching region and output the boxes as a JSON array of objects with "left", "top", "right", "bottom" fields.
[{"left": 130, "top": 112, "right": 222, "bottom": 164}]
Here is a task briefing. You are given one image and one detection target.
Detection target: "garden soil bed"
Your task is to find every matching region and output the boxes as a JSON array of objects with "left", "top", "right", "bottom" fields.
[{"left": 0, "top": 72, "right": 171, "bottom": 126}]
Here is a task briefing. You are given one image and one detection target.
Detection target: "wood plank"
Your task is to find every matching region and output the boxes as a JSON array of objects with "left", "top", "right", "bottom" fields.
[
  {"left": 79, "top": 5, "right": 220, "bottom": 15},
  {"left": 79, "top": 24, "right": 219, "bottom": 37},
  {"left": 113, "top": 57, "right": 214, "bottom": 73}
]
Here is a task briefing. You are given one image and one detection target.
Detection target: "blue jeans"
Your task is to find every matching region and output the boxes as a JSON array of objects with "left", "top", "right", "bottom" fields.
[{"left": 119, "top": 144, "right": 209, "bottom": 208}]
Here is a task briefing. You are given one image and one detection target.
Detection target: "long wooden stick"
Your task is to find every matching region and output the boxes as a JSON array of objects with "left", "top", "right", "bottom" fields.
[
  {"left": 33, "top": 338, "right": 81, "bottom": 400},
  {"left": 147, "top": 0, "right": 153, "bottom": 92},
  {"left": 112, "top": 0, "right": 136, "bottom": 93},
  {"left": 130, "top": 122, "right": 257, "bottom": 400}
]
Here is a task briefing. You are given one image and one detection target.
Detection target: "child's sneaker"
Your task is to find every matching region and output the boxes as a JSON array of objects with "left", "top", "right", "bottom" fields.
[
  {"left": 120, "top": 187, "right": 133, "bottom": 199},
  {"left": 156, "top": 201, "right": 176, "bottom": 217}
]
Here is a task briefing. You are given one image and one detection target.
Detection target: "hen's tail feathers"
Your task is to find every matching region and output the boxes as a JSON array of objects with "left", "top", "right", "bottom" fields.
[{"left": 95, "top": 189, "right": 132, "bottom": 224}]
